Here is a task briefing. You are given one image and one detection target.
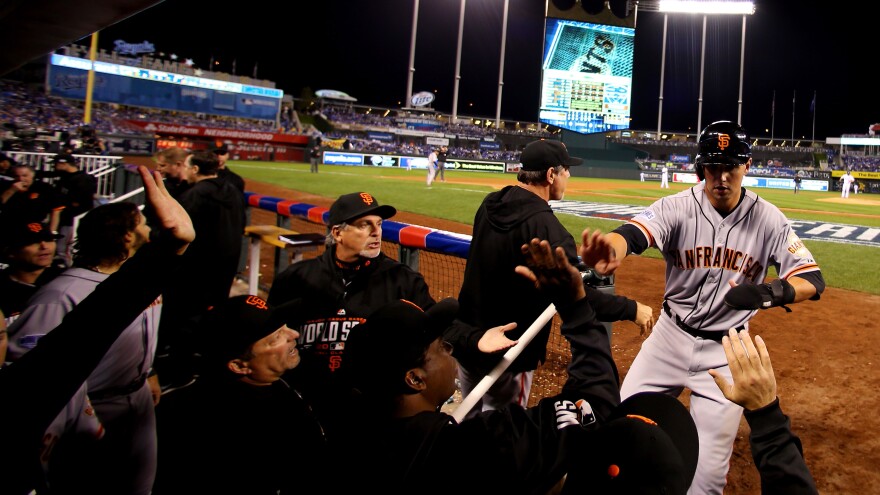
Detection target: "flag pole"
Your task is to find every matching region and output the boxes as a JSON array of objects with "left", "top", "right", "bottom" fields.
[{"left": 791, "top": 90, "right": 796, "bottom": 143}]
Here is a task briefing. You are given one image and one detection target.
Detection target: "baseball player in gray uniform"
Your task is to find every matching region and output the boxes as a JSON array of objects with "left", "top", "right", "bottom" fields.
[
  {"left": 7, "top": 202, "right": 160, "bottom": 495},
  {"left": 579, "top": 121, "right": 825, "bottom": 494}
]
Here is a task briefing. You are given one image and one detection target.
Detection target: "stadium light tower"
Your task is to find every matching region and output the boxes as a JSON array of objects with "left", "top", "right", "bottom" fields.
[
  {"left": 406, "top": 0, "right": 420, "bottom": 110},
  {"left": 495, "top": 0, "right": 510, "bottom": 128},
  {"left": 452, "top": 0, "right": 466, "bottom": 122},
  {"left": 649, "top": 0, "right": 755, "bottom": 138}
]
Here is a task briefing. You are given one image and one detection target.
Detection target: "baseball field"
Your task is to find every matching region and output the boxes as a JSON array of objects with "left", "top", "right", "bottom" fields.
[{"left": 235, "top": 160, "right": 880, "bottom": 494}]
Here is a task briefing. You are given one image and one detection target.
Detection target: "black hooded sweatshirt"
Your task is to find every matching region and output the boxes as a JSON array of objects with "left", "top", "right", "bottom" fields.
[{"left": 452, "top": 185, "right": 636, "bottom": 376}]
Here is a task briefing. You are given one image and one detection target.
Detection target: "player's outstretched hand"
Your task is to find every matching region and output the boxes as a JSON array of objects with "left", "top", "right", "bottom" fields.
[
  {"left": 515, "top": 238, "right": 585, "bottom": 308},
  {"left": 138, "top": 165, "right": 194, "bottom": 254},
  {"left": 633, "top": 301, "right": 655, "bottom": 336},
  {"left": 578, "top": 229, "right": 620, "bottom": 277},
  {"left": 477, "top": 322, "right": 518, "bottom": 354},
  {"left": 708, "top": 329, "right": 777, "bottom": 411}
]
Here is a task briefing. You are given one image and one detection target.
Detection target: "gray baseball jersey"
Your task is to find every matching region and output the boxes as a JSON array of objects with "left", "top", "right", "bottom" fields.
[
  {"left": 39, "top": 384, "right": 104, "bottom": 490},
  {"left": 616, "top": 182, "right": 821, "bottom": 494},
  {"left": 625, "top": 182, "right": 819, "bottom": 331},
  {"left": 7, "top": 267, "right": 161, "bottom": 495}
]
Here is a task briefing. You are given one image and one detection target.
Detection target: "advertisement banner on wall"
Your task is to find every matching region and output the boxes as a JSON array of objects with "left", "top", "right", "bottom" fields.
[
  {"left": 425, "top": 136, "right": 449, "bottom": 146},
  {"left": 450, "top": 160, "right": 505, "bottom": 173},
  {"left": 322, "top": 151, "right": 365, "bottom": 166},
  {"left": 367, "top": 132, "right": 394, "bottom": 141},
  {"left": 399, "top": 156, "right": 431, "bottom": 170},
  {"left": 364, "top": 154, "right": 399, "bottom": 168},
  {"left": 124, "top": 121, "right": 308, "bottom": 144}
]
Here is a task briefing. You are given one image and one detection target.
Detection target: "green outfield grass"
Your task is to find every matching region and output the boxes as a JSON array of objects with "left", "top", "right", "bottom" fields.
[{"left": 232, "top": 161, "right": 880, "bottom": 295}]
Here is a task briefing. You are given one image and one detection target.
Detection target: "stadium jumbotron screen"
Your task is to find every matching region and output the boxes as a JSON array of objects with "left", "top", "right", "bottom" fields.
[{"left": 539, "top": 18, "right": 635, "bottom": 135}]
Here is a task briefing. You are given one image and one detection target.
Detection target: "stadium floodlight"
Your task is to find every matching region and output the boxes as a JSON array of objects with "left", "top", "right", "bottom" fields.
[
  {"left": 658, "top": 1, "right": 755, "bottom": 15},
  {"left": 648, "top": 0, "right": 755, "bottom": 140}
]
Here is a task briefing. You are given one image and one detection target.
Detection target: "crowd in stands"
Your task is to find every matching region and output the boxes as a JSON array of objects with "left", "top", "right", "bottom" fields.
[
  {"left": 328, "top": 132, "right": 520, "bottom": 162},
  {"left": 0, "top": 80, "right": 294, "bottom": 141},
  {"left": 840, "top": 154, "right": 880, "bottom": 172}
]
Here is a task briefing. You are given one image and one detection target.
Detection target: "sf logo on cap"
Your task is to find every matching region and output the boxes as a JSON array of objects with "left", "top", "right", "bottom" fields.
[
  {"left": 27, "top": 223, "right": 43, "bottom": 233},
  {"left": 359, "top": 192, "right": 375, "bottom": 205},
  {"left": 245, "top": 295, "right": 269, "bottom": 310},
  {"left": 717, "top": 134, "right": 730, "bottom": 150}
]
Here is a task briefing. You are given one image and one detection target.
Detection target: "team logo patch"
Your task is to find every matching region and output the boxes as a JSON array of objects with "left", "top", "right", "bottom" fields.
[
  {"left": 639, "top": 208, "right": 656, "bottom": 221},
  {"left": 786, "top": 232, "right": 811, "bottom": 258}
]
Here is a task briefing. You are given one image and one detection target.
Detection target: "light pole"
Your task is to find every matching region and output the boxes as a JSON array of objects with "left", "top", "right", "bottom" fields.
[
  {"left": 736, "top": 14, "right": 747, "bottom": 125},
  {"left": 653, "top": 1, "right": 755, "bottom": 139},
  {"left": 452, "top": 0, "right": 466, "bottom": 122},
  {"left": 405, "top": 0, "right": 420, "bottom": 110},
  {"left": 495, "top": 0, "right": 509, "bottom": 129},
  {"left": 696, "top": 14, "right": 707, "bottom": 136},
  {"left": 656, "top": 14, "right": 668, "bottom": 138}
]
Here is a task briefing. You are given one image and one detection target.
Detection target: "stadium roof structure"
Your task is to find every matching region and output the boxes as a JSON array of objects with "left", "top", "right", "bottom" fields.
[{"left": 0, "top": 0, "right": 164, "bottom": 77}]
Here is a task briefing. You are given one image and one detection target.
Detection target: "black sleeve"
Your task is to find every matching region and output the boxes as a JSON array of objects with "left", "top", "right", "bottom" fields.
[
  {"left": 613, "top": 223, "right": 650, "bottom": 256},
  {"left": 790, "top": 271, "right": 825, "bottom": 300},
  {"left": 585, "top": 286, "right": 637, "bottom": 322},
  {"left": 442, "top": 318, "right": 485, "bottom": 365},
  {"left": 556, "top": 296, "right": 621, "bottom": 421},
  {"left": 744, "top": 398, "right": 819, "bottom": 495}
]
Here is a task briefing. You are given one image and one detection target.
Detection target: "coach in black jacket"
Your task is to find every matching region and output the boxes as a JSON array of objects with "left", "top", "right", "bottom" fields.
[
  {"left": 452, "top": 139, "right": 654, "bottom": 419},
  {"left": 268, "top": 191, "right": 434, "bottom": 440}
]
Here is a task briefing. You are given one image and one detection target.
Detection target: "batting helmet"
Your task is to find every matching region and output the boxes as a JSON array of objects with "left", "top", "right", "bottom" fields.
[{"left": 694, "top": 120, "right": 751, "bottom": 180}]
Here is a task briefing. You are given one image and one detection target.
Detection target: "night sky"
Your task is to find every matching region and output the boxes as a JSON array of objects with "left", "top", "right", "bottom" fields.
[{"left": 94, "top": 0, "right": 880, "bottom": 141}]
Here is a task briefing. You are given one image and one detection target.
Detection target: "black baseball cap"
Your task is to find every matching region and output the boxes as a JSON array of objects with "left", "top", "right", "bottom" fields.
[
  {"left": 561, "top": 392, "right": 699, "bottom": 494},
  {"left": 3, "top": 222, "right": 63, "bottom": 249},
  {"left": 342, "top": 298, "right": 459, "bottom": 397},
  {"left": 50, "top": 153, "right": 76, "bottom": 165},
  {"left": 519, "top": 140, "right": 583, "bottom": 171},
  {"left": 327, "top": 192, "right": 397, "bottom": 226},
  {"left": 212, "top": 144, "right": 229, "bottom": 155},
  {"left": 201, "top": 295, "right": 307, "bottom": 363}
]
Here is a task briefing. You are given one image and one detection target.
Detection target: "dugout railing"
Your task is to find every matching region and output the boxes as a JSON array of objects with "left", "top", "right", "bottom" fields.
[{"left": 5, "top": 151, "right": 123, "bottom": 201}]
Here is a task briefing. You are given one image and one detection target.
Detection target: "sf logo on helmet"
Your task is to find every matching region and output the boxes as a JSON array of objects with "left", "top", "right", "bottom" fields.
[{"left": 717, "top": 134, "right": 730, "bottom": 150}]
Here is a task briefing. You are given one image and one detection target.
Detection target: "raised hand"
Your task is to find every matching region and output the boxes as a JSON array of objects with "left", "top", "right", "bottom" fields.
[
  {"left": 477, "top": 322, "right": 518, "bottom": 354},
  {"left": 578, "top": 229, "right": 620, "bottom": 277},
  {"left": 138, "top": 165, "right": 194, "bottom": 253},
  {"left": 515, "top": 238, "right": 585, "bottom": 307},
  {"left": 708, "top": 329, "right": 777, "bottom": 411}
]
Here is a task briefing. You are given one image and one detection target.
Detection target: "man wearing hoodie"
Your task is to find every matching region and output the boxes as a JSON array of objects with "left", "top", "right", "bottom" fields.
[
  {"left": 155, "top": 150, "right": 245, "bottom": 392},
  {"left": 450, "top": 139, "right": 654, "bottom": 419}
]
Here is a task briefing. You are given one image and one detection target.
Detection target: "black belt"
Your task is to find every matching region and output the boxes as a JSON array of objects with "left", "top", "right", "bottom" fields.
[
  {"left": 89, "top": 374, "right": 148, "bottom": 401},
  {"left": 662, "top": 301, "right": 742, "bottom": 342}
]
